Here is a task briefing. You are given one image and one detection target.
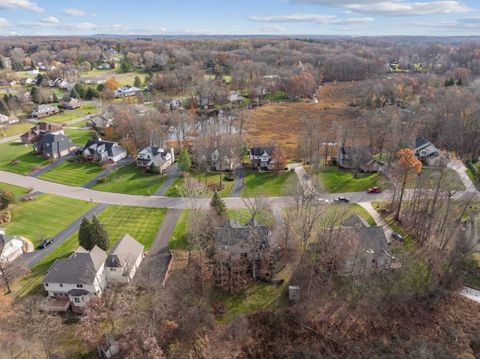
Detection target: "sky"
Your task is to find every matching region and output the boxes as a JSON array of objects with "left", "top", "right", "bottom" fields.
[{"left": 0, "top": 0, "right": 480, "bottom": 36}]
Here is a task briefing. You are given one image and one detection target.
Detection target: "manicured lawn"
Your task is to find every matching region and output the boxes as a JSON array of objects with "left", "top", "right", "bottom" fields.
[
  {"left": 165, "top": 172, "right": 234, "bottom": 197},
  {"left": 5, "top": 194, "right": 95, "bottom": 246},
  {"left": 169, "top": 210, "right": 189, "bottom": 250},
  {"left": 38, "top": 157, "right": 104, "bottom": 186},
  {"left": 0, "top": 182, "right": 29, "bottom": 197},
  {"left": 317, "top": 167, "right": 386, "bottom": 193},
  {"left": 91, "top": 164, "right": 167, "bottom": 195},
  {"left": 42, "top": 104, "right": 99, "bottom": 124},
  {"left": 97, "top": 205, "right": 167, "bottom": 249},
  {"left": 0, "top": 141, "right": 49, "bottom": 175},
  {"left": 210, "top": 265, "right": 292, "bottom": 323},
  {"left": 64, "top": 128, "right": 94, "bottom": 146},
  {"left": 0, "top": 122, "right": 31, "bottom": 137},
  {"left": 406, "top": 168, "right": 464, "bottom": 190},
  {"left": 241, "top": 170, "right": 296, "bottom": 197},
  {"left": 347, "top": 204, "right": 377, "bottom": 226}
]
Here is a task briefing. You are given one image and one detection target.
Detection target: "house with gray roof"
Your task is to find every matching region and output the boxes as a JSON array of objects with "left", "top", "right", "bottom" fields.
[
  {"left": 415, "top": 137, "right": 439, "bottom": 160},
  {"left": 83, "top": 140, "right": 127, "bottom": 163},
  {"left": 105, "top": 234, "right": 144, "bottom": 284},
  {"left": 136, "top": 146, "right": 174, "bottom": 173},
  {"left": 31, "top": 104, "right": 60, "bottom": 118},
  {"left": 33, "top": 133, "right": 75, "bottom": 159}
]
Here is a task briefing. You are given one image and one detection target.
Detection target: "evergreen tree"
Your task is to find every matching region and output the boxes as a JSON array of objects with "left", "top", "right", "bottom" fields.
[
  {"left": 30, "top": 86, "right": 41, "bottom": 104},
  {"left": 177, "top": 149, "right": 192, "bottom": 171},
  {"left": 0, "top": 99, "right": 10, "bottom": 116},
  {"left": 89, "top": 215, "right": 109, "bottom": 251},
  {"left": 78, "top": 217, "right": 92, "bottom": 250},
  {"left": 74, "top": 83, "right": 86, "bottom": 99},
  {"left": 210, "top": 191, "right": 226, "bottom": 217},
  {"left": 70, "top": 87, "right": 80, "bottom": 99},
  {"left": 52, "top": 92, "right": 58, "bottom": 104},
  {"left": 0, "top": 57, "right": 4, "bottom": 70},
  {"left": 85, "top": 87, "right": 98, "bottom": 100},
  {"left": 133, "top": 76, "right": 142, "bottom": 88}
]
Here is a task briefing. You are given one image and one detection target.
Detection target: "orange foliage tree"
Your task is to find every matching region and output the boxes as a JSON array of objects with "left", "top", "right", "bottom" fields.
[
  {"left": 395, "top": 148, "right": 422, "bottom": 220},
  {"left": 103, "top": 77, "right": 120, "bottom": 99}
]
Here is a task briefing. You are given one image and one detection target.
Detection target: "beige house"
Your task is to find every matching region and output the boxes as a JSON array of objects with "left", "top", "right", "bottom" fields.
[{"left": 105, "top": 234, "right": 144, "bottom": 284}]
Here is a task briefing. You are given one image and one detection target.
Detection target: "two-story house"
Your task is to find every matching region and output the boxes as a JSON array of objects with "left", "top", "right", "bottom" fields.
[
  {"left": 31, "top": 104, "right": 61, "bottom": 118},
  {"left": 20, "top": 122, "right": 64, "bottom": 144},
  {"left": 249, "top": 147, "right": 273, "bottom": 170},
  {"left": 136, "top": 146, "right": 174, "bottom": 173},
  {"left": 415, "top": 137, "right": 439, "bottom": 160},
  {"left": 105, "top": 234, "right": 144, "bottom": 284},
  {"left": 83, "top": 140, "right": 127, "bottom": 163},
  {"left": 33, "top": 133, "right": 75, "bottom": 159}
]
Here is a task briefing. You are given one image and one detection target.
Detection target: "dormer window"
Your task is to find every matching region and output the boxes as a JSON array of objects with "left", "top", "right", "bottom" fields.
[
  {"left": 59, "top": 283, "right": 63, "bottom": 287},
  {"left": 76, "top": 284, "right": 83, "bottom": 288}
]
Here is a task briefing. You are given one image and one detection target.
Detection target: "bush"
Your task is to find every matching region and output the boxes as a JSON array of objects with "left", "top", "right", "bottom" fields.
[
  {"left": 97, "top": 176, "right": 108, "bottom": 184},
  {"left": 0, "top": 189, "right": 15, "bottom": 210}
]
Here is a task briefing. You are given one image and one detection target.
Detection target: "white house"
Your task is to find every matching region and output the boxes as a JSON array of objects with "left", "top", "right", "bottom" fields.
[
  {"left": 105, "top": 234, "right": 144, "bottom": 284},
  {"left": 43, "top": 246, "right": 108, "bottom": 313},
  {"left": 114, "top": 85, "right": 141, "bottom": 98},
  {"left": 0, "top": 228, "right": 26, "bottom": 263},
  {"left": 415, "top": 137, "right": 439, "bottom": 159},
  {"left": 136, "top": 146, "right": 174, "bottom": 173},
  {"left": 83, "top": 140, "right": 127, "bottom": 163},
  {"left": 0, "top": 114, "right": 19, "bottom": 125}
]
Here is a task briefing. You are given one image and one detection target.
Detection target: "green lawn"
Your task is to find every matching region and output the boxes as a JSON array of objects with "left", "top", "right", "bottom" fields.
[
  {"left": 165, "top": 172, "right": 234, "bottom": 197},
  {"left": 347, "top": 204, "right": 377, "bottom": 226},
  {"left": 210, "top": 265, "right": 292, "bottom": 323},
  {"left": 5, "top": 194, "right": 95, "bottom": 246},
  {"left": 91, "top": 164, "right": 167, "bottom": 195},
  {"left": 0, "top": 122, "right": 31, "bottom": 137},
  {"left": 97, "top": 205, "right": 167, "bottom": 249},
  {"left": 317, "top": 167, "right": 386, "bottom": 193},
  {"left": 241, "top": 170, "right": 296, "bottom": 197},
  {"left": 169, "top": 210, "right": 189, "bottom": 250},
  {"left": 38, "top": 157, "right": 104, "bottom": 186},
  {"left": 42, "top": 104, "right": 99, "bottom": 124},
  {"left": 0, "top": 141, "right": 49, "bottom": 175},
  {"left": 0, "top": 182, "right": 29, "bottom": 197},
  {"left": 64, "top": 128, "right": 94, "bottom": 146},
  {"left": 406, "top": 168, "right": 464, "bottom": 190},
  {"left": 13, "top": 204, "right": 166, "bottom": 298}
]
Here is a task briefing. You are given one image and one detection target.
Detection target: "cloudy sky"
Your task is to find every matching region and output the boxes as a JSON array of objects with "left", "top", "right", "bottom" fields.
[{"left": 0, "top": 0, "right": 479, "bottom": 36}]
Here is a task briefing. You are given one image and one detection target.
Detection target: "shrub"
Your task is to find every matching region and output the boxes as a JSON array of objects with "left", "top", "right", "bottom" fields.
[{"left": 0, "top": 189, "right": 15, "bottom": 210}]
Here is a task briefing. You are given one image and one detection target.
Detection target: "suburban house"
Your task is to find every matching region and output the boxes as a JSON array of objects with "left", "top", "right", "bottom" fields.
[
  {"left": 31, "top": 104, "right": 61, "bottom": 118},
  {"left": 249, "top": 147, "right": 287, "bottom": 171},
  {"left": 208, "top": 147, "right": 238, "bottom": 172},
  {"left": 0, "top": 114, "right": 19, "bottom": 125},
  {"left": 415, "top": 137, "right": 439, "bottom": 160},
  {"left": 336, "top": 145, "right": 384, "bottom": 173},
  {"left": 87, "top": 113, "right": 114, "bottom": 131},
  {"left": 228, "top": 90, "right": 244, "bottom": 102},
  {"left": 43, "top": 246, "right": 108, "bottom": 313},
  {"left": 83, "top": 140, "right": 127, "bottom": 163},
  {"left": 33, "top": 133, "right": 75, "bottom": 159},
  {"left": 114, "top": 85, "right": 141, "bottom": 98},
  {"left": 0, "top": 228, "right": 26, "bottom": 263},
  {"left": 43, "top": 234, "right": 144, "bottom": 313},
  {"left": 136, "top": 146, "right": 175, "bottom": 173},
  {"left": 105, "top": 234, "right": 144, "bottom": 284},
  {"left": 215, "top": 220, "right": 271, "bottom": 260},
  {"left": 20, "top": 122, "right": 64, "bottom": 144},
  {"left": 60, "top": 98, "right": 81, "bottom": 110},
  {"left": 335, "top": 214, "right": 400, "bottom": 276}
]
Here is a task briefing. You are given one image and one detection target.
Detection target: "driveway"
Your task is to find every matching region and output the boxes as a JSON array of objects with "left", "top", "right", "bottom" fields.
[
  {"left": 154, "top": 164, "right": 180, "bottom": 195},
  {"left": 30, "top": 153, "right": 76, "bottom": 178},
  {"left": 448, "top": 158, "right": 477, "bottom": 192},
  {"left": 358, "top": 202, "right": 394, "bottom": 239},
  {"left": 0, "top": 134, "right": 20, "bottom": 144},
  {"left": 138, "top": 209, "right": 181, "bottom": 282},
  {"left": 82, "top": 158, "right": 135, "bottom": 188},
  {"left": 15, "top": 203, "right": 109, "bottom": 268},
  {"left": 230, "top": 166, "right": 244, "bottom": 197}
]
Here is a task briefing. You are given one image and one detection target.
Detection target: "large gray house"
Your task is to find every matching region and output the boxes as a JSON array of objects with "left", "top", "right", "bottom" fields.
[
  {"left": 33, "top": 133, "right": 75, "bottom": 159},
  {"left": 83, "top": 140, "right": 127, "bottom": 163}
]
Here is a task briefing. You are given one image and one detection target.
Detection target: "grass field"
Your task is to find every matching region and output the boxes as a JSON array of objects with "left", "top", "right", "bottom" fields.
[
  {"left": 241, "top": 170, "right": 296, "bottom": 197},
  {"left": 0, "top": 141, "right": 48, "bottom": 175},
  {"left": 5, "top": 194, "right": 95, "bottom": 247},
  {"left": 347, "top": 204, "right": 377, "bottom": 226},
  {"left": 165, "top": 172, "right": 234, "bottom": 197},
  {"left": 0, "top": 182, "right": 29, "bottom": 197},
  {"left": 80, "top": 69, "right": 145, "bottom": 87},
  {"left": 317, "top": 167, "right": 385, "bottom": 193},
  {"left": 38, "top": 157, "right": 104, "bottom": 186},
  {"left": 169, "top": 210, "right": 189, "bottom": 250},
  {"left": 64, "top": 128, "right": 94, "bottom": 145},
  {"left": 91, "top": 164, "right": 167, "bottom": 195},
  {"left": 42, "top": 103, "right": 99, "bottom": 124},
  {"left": 0, "top": 122, "right": 31, "bottom": 137}
]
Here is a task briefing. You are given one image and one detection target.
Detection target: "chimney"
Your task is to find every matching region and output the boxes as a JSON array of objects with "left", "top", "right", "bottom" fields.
[{"left": 170, "top": 147, "right": 175, "bottom": 162}]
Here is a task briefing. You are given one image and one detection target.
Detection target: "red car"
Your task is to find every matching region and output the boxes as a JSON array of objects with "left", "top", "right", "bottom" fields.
[{"left": 368, "top": 187, "right": 382, "bottom": 193}]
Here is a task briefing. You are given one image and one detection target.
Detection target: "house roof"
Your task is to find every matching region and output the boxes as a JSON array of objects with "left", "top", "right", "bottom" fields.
[
  {"left": 215, "top": 220, "right": 270, "bottom": 247},
  {"left": 415, "top": 137, "right": 430, "bottom": 149},
  {"left": 85, "top": 140, "right": 126, "bottom": 158},
  {"left": 105, "top": 234, "right": 144, "bottom": 269},
  {"left": 68, "top": 288, "right": 90, "bottom": 296},
  {"left": 43, "top": 245, "right": 107, "bottom": 285},
  {"left": 342, "top": 214, "right": 368, "bottom": 228},
  {"left": 34, "top": 133, "right": 73, "bottom": 154},
  {"left": 250, "top": 147, "right": 273, "bottom": 157}
]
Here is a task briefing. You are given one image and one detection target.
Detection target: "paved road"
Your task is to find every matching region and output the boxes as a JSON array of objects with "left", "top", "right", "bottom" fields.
[
  {"left": 138, "top": 209, "right": 181, "bottom": 282},
  {"left": 154, "top": 164, "right": 180, "bottom": 195},
  {"left": 230, "top": 166, "right": 244, "bottom": 197},
  {"left": 82, "top": 158, "right": 135, "bottom": 188},
  {"left": 15, "top": 203, "right": 109, "bottom": 268}
]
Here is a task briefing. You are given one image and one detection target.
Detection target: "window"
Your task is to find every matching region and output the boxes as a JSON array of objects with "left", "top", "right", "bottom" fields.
[
  {"left": 45, "top": 283, "right": 49, "bottom": 287},
  {"left": 110, "top": 268, "right": 116, "bottom": 272},
  {"left": 76, "top": 284, "right": 83, "bottom": 288},
  {"left": 74, "top": 298, "right": 80, "bottom": 304},
  {"left": 59, "top": 283, "right": 63, "bottom": 287}
]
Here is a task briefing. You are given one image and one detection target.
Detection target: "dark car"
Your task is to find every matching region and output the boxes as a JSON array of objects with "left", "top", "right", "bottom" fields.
[
  {"left": 334, "top": 197, "right": 350, "bottom": 203},
  {"left": 38, "top": 237, "right": 54, "bottom": 249},
  {"left": 368, "top": 187, "right": 382, "bottom": 193},
  {"left": 391, "top": 232, "right": 404, "bottom": 241}
]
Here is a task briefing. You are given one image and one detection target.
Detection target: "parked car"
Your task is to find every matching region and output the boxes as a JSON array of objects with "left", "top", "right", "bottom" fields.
[
  {"left": 368, "top": 187, "right": 382, "bottom": 193},
  {"left": 334, "top": 197, "right": 350, "bottom": 203},
  {"left": 38, "top": 237, "right": 54, "bottom": 249},
  {"left": 391, "top": 232, "right": 404, "bottom": 242}
]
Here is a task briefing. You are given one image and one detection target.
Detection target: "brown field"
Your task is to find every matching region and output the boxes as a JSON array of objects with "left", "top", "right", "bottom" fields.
[{"left": 246, "top": 81, "right": 367, "bottom": 158}]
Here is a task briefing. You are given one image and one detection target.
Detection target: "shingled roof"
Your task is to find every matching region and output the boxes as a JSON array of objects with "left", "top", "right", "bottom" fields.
[{"left": 105, "top": 234, "right": 144, "bottom": 269}]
